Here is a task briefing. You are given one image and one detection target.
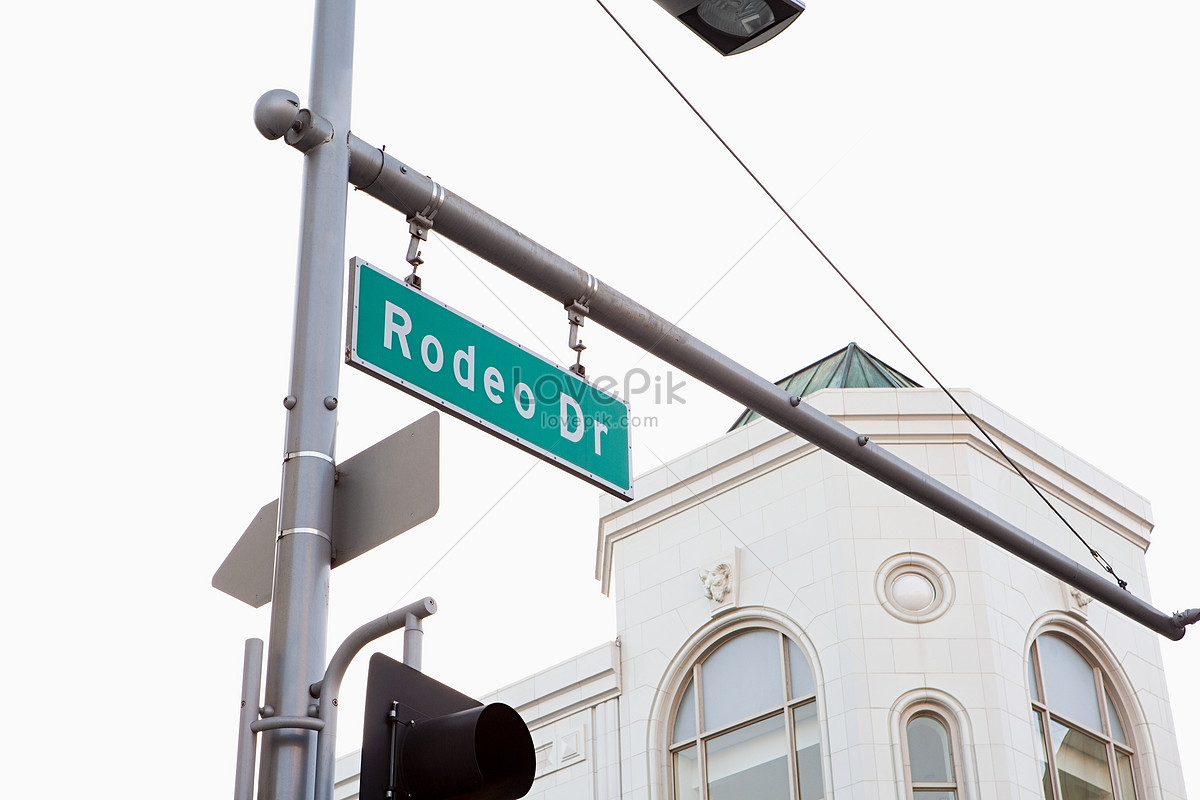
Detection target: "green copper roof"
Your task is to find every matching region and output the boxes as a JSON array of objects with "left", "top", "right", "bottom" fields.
[{"left": 729, "top": 343, "right": 921, "bottom": 430}]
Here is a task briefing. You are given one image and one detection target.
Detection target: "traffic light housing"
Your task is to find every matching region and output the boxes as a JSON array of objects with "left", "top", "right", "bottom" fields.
[
  {"left": 361, "top": 652, "right": 536, "bottom": 800},
  {"left": 648, "top": 0, "right": 805, "bottom": 56}
]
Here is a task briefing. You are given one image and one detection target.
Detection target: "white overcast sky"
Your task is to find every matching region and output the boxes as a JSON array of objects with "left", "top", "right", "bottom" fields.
[{"left": 3, "top": 1, "right": 1198, "bottom": 796}]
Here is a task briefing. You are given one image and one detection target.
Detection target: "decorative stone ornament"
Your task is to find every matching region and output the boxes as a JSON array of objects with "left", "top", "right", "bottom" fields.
[
  {"left": 1063, "top": 583, "right": 1093, "bottom": 620},
  {"left": 700, "top": 563, "right": 732, "bottom": 602},
  {"left": 531, "top": 726, "right": 587, "bottom": 780},
  {"left": 699, "top": 550, "right": 740, "bottom": 614}
]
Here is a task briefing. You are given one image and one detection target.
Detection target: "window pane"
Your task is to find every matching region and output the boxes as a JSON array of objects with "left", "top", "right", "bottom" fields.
[
  {"left": 1115, "top": 751, "right": 1137, "bottom": 800},
  {"left": 674, "top": 745, "right": 700, "bottom": 800},
  {"left": 706, "top": 714, "right": 789, "bottom": 800},
  {"left": 1039, "top": 636, "right": 1103, "bottom": 732},
  {"left": 913, "top": 792, "right": 957, "bottom": 800},
  {"left": 794, "top": 702, "right": 825, "bottom": 799},
  {"left": 1049, "top": 720, "right": 1114, "bottom": 800},
  {"left": 908, "top": 715, "right": 954, "bottom": 783},
  {"left": 674, "top": 677, "right": 697, "bottom": 743},
  {"left": 701, "top": 631, "right": 784, "bottom": 731},
  {"left": 1030, "top": 651, "right": 1042, "bottom": 703},
  {"left": 1035, "top": 714, "right": 1055, "bottom": 800},
  {"left": 788, "top": 639, "right": 815, "bottom": 699},
  {"left": 1106, "top": 692, "right": 1127, "bottom": 745}
]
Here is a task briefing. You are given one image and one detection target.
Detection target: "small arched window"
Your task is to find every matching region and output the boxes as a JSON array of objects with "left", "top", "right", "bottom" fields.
[
  {"left": 902, "top": 711, "right": 961, "bottom": 798},
  {"left": 670, "top": 629, "right": 823, "bottom": 800},
  {"left": 1028, "top": 633, "right": 1138, "bottom": 800}
]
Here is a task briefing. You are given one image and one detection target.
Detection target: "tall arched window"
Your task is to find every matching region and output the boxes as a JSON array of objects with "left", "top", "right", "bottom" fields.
[
  {"left": 902, "top": 710, "right": 962, "bottom": 798},
  {"left": 1028, "top": 633, "right": 1138, "bottom": 800},
  {"left": 890, "top": 690, "right": 977, "bottom": 800},
  {"left": 670, "top": 629, "right": 823, "bottom": 800}
]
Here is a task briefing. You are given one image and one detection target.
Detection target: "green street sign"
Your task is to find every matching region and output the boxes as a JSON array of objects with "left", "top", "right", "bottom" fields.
[{"left": 347, "top": 258, "right": 633, "bottom": 500}]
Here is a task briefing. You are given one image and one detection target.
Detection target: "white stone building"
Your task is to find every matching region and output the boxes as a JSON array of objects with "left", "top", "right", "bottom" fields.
[{"left": 336, "top": 344, "right": 1187, "bottom": 800}]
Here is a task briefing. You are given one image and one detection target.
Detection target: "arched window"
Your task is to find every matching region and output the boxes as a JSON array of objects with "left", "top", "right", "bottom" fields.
[
  {"left": 890, "top": 690, "right": 977, "bottom": 800},
  {"left": 1028, "top": 633, "right": 1138, "bottom": 800},
  {"left": 669, "top": 629, "right": 823, "bottom": 800},
  {"left": 902, "top": 710, "right": 962, "bottom": 798}
]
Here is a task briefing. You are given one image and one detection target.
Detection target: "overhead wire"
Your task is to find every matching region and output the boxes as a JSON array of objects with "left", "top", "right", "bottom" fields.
[
  {"left": 593, "top": 0, "right": 1128, "bottom": 591},
  {"left": 628, "top": 124, "right": 874, "bottom": 371}
]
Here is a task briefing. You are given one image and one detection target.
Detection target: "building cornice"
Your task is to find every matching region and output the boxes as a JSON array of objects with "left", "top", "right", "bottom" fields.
[{"left": 597, "top": 388, "right": 1153, "bottom": 595}]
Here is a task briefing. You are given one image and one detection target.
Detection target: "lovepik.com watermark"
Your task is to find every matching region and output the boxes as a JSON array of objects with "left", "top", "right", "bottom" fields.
[{"left": 590, "top": 368, "right": 687, "bottom": 405}]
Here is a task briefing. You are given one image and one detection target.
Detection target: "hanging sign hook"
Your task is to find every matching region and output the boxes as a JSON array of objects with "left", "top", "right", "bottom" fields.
[
  {"left": 566, "top": 299, "right": 589, "bottom": 378},
  {"left": 404, "top": 182, "right": 446, "bottom": 290}
]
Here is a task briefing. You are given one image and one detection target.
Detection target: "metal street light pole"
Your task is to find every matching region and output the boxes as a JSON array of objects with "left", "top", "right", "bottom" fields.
[
  {"left": 245, "top": 4, "right": 817, "bottom": 799},
  {"left": 257, "top": 2, "right": 355, "bottom": 799}
]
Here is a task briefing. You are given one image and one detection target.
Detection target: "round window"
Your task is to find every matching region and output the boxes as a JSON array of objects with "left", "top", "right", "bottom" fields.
[{"left": 875, "top": 553, "right": 954, "bottom": 623}]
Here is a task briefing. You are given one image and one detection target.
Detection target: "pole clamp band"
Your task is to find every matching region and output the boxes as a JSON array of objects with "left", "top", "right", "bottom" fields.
[
  {"left": 280, "top": 527, "right": 332, "bottom": 542},
  {"left": 284, "top": 450, "right": 335, "bottom": 465}
]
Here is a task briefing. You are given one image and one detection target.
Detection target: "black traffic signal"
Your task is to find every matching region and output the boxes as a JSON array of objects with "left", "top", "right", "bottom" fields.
[
  {"left": 361, "top": 652, "right": 535, "bottom": 800},
  {"left": 648, "top": 0, "right": 805, "bottom": 56}
]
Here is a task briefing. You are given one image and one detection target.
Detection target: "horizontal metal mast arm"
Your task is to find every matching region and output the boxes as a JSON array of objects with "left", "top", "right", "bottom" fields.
[{"left": 344, "top": 133, "right": 1188, "bottom": 641}]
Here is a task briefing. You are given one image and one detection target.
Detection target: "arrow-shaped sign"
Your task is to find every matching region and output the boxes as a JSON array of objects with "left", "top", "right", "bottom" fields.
[{"left": 213, "top": 412, "right": 440, "bottom": 607}]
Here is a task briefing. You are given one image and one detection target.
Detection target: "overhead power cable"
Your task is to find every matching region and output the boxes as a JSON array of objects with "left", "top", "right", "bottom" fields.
[{"left": 593, "top": 0, "right": 1128, "bottom": 591}]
